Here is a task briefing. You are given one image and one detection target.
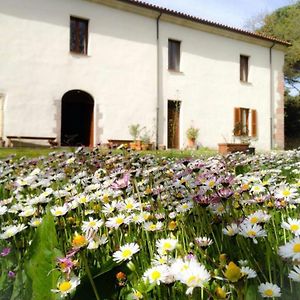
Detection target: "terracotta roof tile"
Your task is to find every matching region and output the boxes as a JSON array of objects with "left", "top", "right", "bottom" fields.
[{"left": 118, "top": 0, "right": 291, "bottom": 46}]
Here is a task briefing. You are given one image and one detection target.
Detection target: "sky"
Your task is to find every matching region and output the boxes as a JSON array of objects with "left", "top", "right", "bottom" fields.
[{"left": 144, "top": 0, "right": 295, "bottom": 29}]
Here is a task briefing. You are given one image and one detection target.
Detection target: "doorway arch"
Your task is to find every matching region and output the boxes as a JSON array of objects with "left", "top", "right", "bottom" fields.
[{"left": 61, "top": 90, "right": 94, "bottom": 147}]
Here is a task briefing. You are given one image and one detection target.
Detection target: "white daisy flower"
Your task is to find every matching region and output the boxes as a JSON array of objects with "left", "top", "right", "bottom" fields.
[
  {"left": 0, "top": 205, "right": 8, "bottom": 215},
  {"left": 113, "top": 243, "right": 140, "bottom": 263},
  {"left": 0, "top": 224, "right": 27, "bottom": 239},
  {"left": 28, "top": 217, "right": 42, "bottom": 227},
  {"left": 282, "top": 218, "right": 300, "bottom": 235},
  {"left": 120, "top": 197, "right": 140, "bottom": 212},
  {"left": 258, "top": 282, "right": 281, "bottom": 298},
  {"left": 176, "top": 201, "right": 193, "bottom": 213},
  {"left": 82, "top": 217, "right": 103, "bottom": 233},
  {"left": 143, "top": 264, "right": 170, "bottom": 285},
  {"left": 151, "top": 254, "right": 169, "bottom": 266},
  {"left": 279, "top": 237, "right": 300, "bottom": 261},
  {"left": 50, "top": 205, "right": 69, "bottom": 217},
  {"left": 250, "top": 183, "right": 265, "bottom": 194},
  {"left": 106, "top": 214, "right": 131, "bottom": 229},
  {"left": 222, "top": 223, "right": 239, "bottom": 236},
  {"left": 245, "top": 210, "right": 271, "bottom": 225},
  {"left": 19, "top": 206, "right": 36, "bottom": 217},
  {"left": 102, "top": 201, "right": 117, "bottom": 215},
  {"left": 156, "top": 238, "right": 178, "bottom": 255},
  {"left": 195, "top": 236, "right": 213, "bottom": 248},
  {"left": 239, "top": 223, "right": 267, "bottom": 243},
  {"left": 143, "top": 221, "right": 163, "bottom": 232},
  {"left": 274, "top": 184, "right": 297, "bottom": 200},
  {"left": 51, "top": 276, "right": 80, "bottom": 297},
  {"left": 241, "top": 266, "right": 257, "bottom": 278},
  {"left": 288, "top": 265, "right": 300, "bottom": 282}
]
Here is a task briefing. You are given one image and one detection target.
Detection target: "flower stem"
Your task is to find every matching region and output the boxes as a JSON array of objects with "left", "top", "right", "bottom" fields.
[{"left": 82, "top": 253, "right": 101, "bottom": 300}]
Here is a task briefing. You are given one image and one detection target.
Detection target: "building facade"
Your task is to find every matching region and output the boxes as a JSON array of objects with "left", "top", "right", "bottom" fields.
[{"left": 0, "top": 0, "right": 288, "bottom": 150}]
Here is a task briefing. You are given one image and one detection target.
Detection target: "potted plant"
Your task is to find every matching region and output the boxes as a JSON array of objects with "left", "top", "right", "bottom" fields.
[
  {"left": 218, "top": 122, "right": 252, "bottom": 154},
  {"left": 186, "top": 126, "right": 199, "bottom": 149},
  {"left": 140, "top": 130, "right": 152, "bottom": 150},
  {"left": 128, "top": 124, "right": 141, "bottom": 150}
]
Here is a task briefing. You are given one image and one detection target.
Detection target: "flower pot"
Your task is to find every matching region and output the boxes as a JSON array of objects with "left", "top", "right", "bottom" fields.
[{"left": 187, "top": 138, "right": 196, "bottom": 149}]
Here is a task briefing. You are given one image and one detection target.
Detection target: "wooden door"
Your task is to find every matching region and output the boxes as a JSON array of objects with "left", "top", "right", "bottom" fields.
[{"left": 168, "top": 100, "right": 180, "bottom": 149}]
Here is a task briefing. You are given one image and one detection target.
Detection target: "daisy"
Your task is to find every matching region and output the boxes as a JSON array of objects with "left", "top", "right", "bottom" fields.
[
  {"left": 87, "top": 234, "right": 108, "bottom": 250},
  {"left": 245, "top": 210, "right": 271, "bottom": 224},
  {"left": 120, "top": 197, "right": 140, "bottom": 212},
  {"left": 279, "top": 237, "right": 300, "bottom": 260},
  {"left": 156, "top": 238, "right": 178, "bottom": 255},
  {"left": 222, "top": 223, "right": 239, "bottom": 236},
  {"left": 51, "top": 276, "right": 80, "bottom": 297},
  {"left": 239, "top": 223, "right": 267, "bottom": 243},
  {"left": 143, "top": 221, "right": 163, "bottom": 232},
  {"left": 19, "top": 206, "right": 36, "bottom": 217},
  {"left": 0, "top": 205, "right": 8, "bottom": 215},
  {"left": 106, "top": 214, "right": 131, "bottom": 229},
  {"left": 113, "top": 243, "right": 140, "bottom": 263},
  {"left": 176, "top": 201, "right": 193, "bottom": 213},
  {"left": 50, "top": 205, "right": 69, "bottom": 217},
  {"left": 102, "top": 201, "right": 117, "bottom": 215},
  {"left": 288, "top": 265, "right": 300, "bottom": 282},
  {"left": 250, "top": 184, "right": 265, "bottom": 194},
  {"left": 258, "top": 282, "right": 281, "bottom": 298},
  {"left": 241, "top": 266, "right": 257, "bottom": 278},
  {"left": 28, "top": 217, "right": 42, "bottom": 227},
  {"left": 195, "top": 236, "right": 213, "bottom": 248},
  {"left": 81, "top": 217, "right": 103, "bottom": 233},
  {"left": 274, "top": 184, "right": 297, "bottom": 200},
  {"left": 72, "top": 232, "right": 87, "bottom": 249},
  {"left": 0, "top": 224, "right": 27, "bottom": 239},
  {"left": 281, "top": 218, "right": 300, "bottom": 235},
  {"left": 143, "top": 264, "right": 170, "bottom": 285}
]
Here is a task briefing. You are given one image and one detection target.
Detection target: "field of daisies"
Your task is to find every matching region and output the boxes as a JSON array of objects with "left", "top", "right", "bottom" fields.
[{"left": 0, "top": 147, "right": 300, "bottom": 299}]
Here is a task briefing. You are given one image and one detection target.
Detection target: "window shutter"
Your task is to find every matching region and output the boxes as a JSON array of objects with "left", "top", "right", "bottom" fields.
[
  {"left": 234, "top": 107, "right": 241, "bottom": 136},
  {"left": 251, "top": 109, "right": 257, "bottom": 137}
]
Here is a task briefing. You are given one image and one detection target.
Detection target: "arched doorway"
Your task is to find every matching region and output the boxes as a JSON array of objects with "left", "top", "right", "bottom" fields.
[{"left": 61, "top": 90, "right": 94, "bottom": 147}]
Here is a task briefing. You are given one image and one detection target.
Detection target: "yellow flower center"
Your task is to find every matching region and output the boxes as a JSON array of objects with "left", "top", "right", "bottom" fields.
[
  {"left": 55, "top": 210, "right": 63, "bottom": 216},
  {"left": 126, "top": 203, "right": 133, "bottom": 209},
  {"left": 293, "top": 243, "right": 300, "bottom": 253},
  {"left": 250, "top": 217, "right": 259, "bottom": 224},
  {"left": 89, "top": 221, "right": 96, "bottom": 227},
  {"left": 216, "top": 287, "right": 227, "bottom": 299},
  {"left": 168, "top": 221, "right": 177, "bottom": 230},
  {"left": 72, "top": 235, "right": 87, "bottom": 248},
  {"left": 291, "top": 224, "right": 299, "bottom": 231},
  {"left": 59, "top": 281, "right": 72, "bottom": 292},
  {"left": 79, "top": 197, "right": 87, "bottom": 203},
  {"left": 163, "top": 242, "right": 172, "bottom": 250},
  {"left": 103, "top": 194, "right": 109, "bottom": 203},
  {"left": 151, "top": 270, "right": 161, "bottom": 280},
  {"left": 247, "top": 230, "right": 257, "bottom": 237},
  {"left": 149, "top": 224, "right": 157, "bottom": 231},
  {"left": 116, "top": 217, "right": 124, "bottom": 225},
  {"left": 282, "top": 189, "right": 291, "bottom": 197},
  {"left": 187, "top": 275, "right": 197, "bottom": 286},
  {"left": 122, "top": 249, "right": 132, "bottom": 259},
  {"left": 208, "top": 181, "right": 215, "bottom": 188},
  {"left": 264, "top": 289, "right": 274, "bottom": 297}
]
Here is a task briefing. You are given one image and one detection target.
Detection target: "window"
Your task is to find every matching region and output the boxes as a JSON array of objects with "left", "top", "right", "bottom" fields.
[
  {"left": 234, "top": 107, "right": 257, "bottom": 137},
  {"left": 168, "top": 39, "right": 181, "bottom": 71},
  {"left": 240, "top": 55, "right": 249, "bottom": 82},
  {"left": 70, "top": 16, "right": 89, "bottom": 55}
]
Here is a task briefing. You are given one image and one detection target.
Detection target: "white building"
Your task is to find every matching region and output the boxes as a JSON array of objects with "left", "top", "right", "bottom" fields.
[{"left": 0, "top": 0, "right": 289, "bottom": 150}]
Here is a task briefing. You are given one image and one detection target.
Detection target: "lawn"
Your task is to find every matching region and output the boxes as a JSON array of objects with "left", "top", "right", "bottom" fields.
[{"left": 0, "top": 147, "right": 299, "bottom": 299}]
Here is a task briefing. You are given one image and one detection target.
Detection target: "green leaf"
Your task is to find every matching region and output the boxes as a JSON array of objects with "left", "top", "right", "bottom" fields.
[
  {"left": 9, "top": 270, "right": 31, "bottom": 300},
  {"left": 24, "top": 210, "right": 61, "bottom": 300},
  {"left": 245, "top": 283, "right": 258, "bottom": 300}
]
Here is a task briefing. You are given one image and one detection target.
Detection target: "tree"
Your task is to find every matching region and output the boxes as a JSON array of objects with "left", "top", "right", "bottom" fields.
[{"left": 255, "top": 1, "right": 300, "bottom": 92}]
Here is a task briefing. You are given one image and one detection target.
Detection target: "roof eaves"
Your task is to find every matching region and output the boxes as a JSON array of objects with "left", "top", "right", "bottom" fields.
[{"left": 118, "top": 0, "right": 291, "bottom": 46}]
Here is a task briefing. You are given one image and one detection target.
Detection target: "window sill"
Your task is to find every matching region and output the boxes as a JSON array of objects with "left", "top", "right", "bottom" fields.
[
  {"left": 168, "top": 69, "right": 184, "bottom": 75},
  {"left": 69, "top": 51, "right": 90, "bottom": 57},
  {"left": 240, "top": 81, "right": 252, "bottom": 86}
]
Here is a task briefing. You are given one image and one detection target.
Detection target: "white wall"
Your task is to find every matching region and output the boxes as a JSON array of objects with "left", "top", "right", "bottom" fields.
[
  {"left": 159, "top": 21, "right": 285, "bottom": 150},
  {"left": 0, "top": 0, "right": 285, "bottom": 150},
  {"left": 0, "top": 0, "right": 157, "bottom": 145}
]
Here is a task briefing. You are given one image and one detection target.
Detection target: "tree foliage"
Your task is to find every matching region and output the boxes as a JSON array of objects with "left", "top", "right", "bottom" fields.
[{"left": 256, "top": 1, "right": 300, "bottom": 91}]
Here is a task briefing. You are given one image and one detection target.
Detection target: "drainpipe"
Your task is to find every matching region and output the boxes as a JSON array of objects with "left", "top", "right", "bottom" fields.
[
  {"left": 269, "top": 42, "right": 275, "bottom": 150},
  {"left": 156, "top": 12, "right": 162, "bottom": 149}
]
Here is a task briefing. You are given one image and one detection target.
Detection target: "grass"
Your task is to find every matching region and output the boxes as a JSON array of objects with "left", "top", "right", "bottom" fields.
[
  {"left": 0, "top": 147, "right": 74, "bottom": 160},
  {"left": 0, "top": 147, "right": 217, "bottom": 160}
]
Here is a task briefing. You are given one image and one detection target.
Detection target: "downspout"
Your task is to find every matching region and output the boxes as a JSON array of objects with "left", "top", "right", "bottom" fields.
[
  {"left": 156, "top": 12, "right": 162, "bottom": 149},
  {"left": 269, "top": 42, "right": 275, "bottom": 150}
]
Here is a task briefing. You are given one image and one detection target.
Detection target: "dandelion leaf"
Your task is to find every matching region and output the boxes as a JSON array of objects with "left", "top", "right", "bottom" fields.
[{"left": 24, "top": 210, "right": 61, "bottom": 300}]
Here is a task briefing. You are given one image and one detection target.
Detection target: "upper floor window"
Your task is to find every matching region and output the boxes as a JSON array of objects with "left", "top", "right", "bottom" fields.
[
  {"left": 168, "top": 39, "right": 181, "bottom": 71},
  {"left": 234, "top": 107, "right": 257, "bottom": 137},
  {"left": 240, "top": 55, "right": 249, "bottom": 82},
  {"left": 70, "top": 16, "right": 89, "bottom": 55}
]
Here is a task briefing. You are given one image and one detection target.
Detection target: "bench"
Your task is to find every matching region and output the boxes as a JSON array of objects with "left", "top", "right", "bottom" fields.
[
  {"left": 6, "top": 136, "right": 57, "bottom": 147},
  {"left": 107, "top": 139, "right": 133, "bottom": 149}
]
